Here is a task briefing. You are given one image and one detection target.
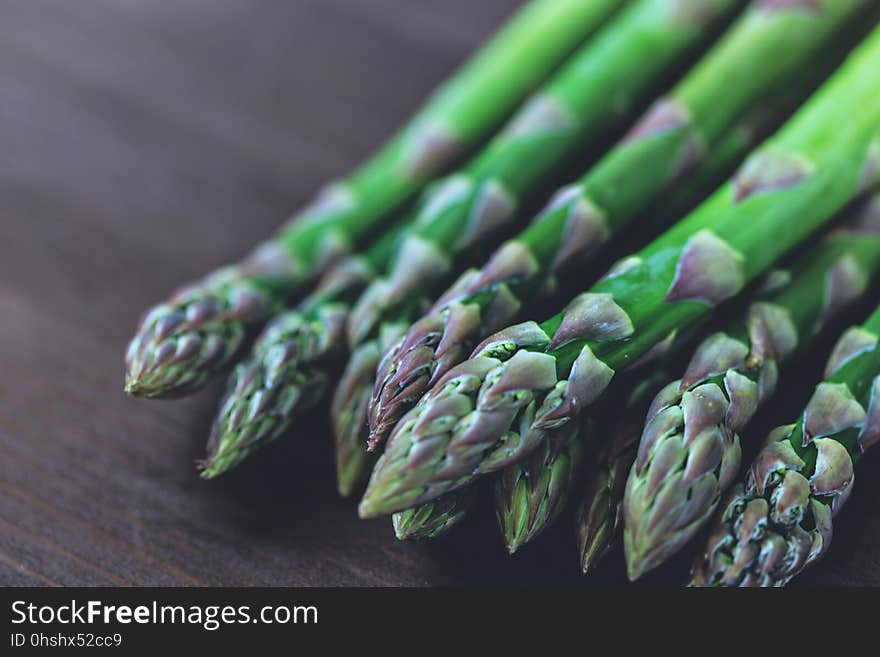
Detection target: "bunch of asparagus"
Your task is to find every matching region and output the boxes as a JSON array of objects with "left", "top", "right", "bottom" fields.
[{"left": 126, "top": 0, "right": 880, "bottom": 586}]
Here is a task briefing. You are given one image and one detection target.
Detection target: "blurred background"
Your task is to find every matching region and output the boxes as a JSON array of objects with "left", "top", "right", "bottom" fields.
[{"left": 2, "top": 0, "right": 878, "bottom": 586}]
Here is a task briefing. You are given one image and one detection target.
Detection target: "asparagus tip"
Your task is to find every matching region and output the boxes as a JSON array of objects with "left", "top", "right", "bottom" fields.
[
  {"left": 357, "top": 499, "right": 377, "bottom": 519},
  {"left": 337, "top": 475, "right": 358, "bottom": 499},
  {"left": 358, "top": 487, "right": 398, "bottom": 518},
  {"left": 123, "top": 376, "right": 137, "bottom": 396},
  {"left": 625, "top": 548, "right": 652, "bottom": 582},
  {"left": 578, "top": 543, "right": 602, "bottom": 576},
  {"left": 197, "top": 457, "right": 222, "bottom": 480},
  {"left": 123, "top": 371, "right": 165, "bottom": 398}
]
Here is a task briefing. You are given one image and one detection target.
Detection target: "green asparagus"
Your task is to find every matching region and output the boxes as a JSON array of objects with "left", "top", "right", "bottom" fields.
[
  {"left": 623, "top": 192, "right": 880, "bottom": 580},
  {"left": 123, "top": 0, "right": 622, "bottom": 398},
  {"left": 494, "top": 417, "right": 586, "bottom": 554},
  {"left": 333, "top": 0, "right": 744, "bottom": 494},
  {"left": 332, "top": 330, "right": 397, "bottom": 496},
  {"left": 691, "top": 302, "right": 880, "bottom": 586},
  {"left": 397, "top": 168, "right": 732, "bottom": 540},
  {"left": 577, "top": 372, "right": 675, "bottom": 574},
  {"left": 392, "top": 486, "right": 477, "bottom": 541},
  {"left": 359, "top": 28, "right": 880, "bottom": 518},
  {"left": 200, "top": 222, "right": 408, "bottom": 478},
  {"left": 190, "top": 0, "right": 742, "bottom": 486},
  {"left": 367, "top": 0, "right": 866, "bottom": 451},
  {"left": 417, "top": 89, "right": 835, "bottom": 557}
]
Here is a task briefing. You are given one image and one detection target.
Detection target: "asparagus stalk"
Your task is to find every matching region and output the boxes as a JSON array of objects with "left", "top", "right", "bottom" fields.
[
  {"left": 497, "top": 116, "right": 793, "bottom": 559},
  {"left": 347, "top": 0, "right": 741, "bottom": 348},
  {"left": 359, "top": 28, "right": 880, "bottom": 518},
  {"left": 123, "top": 0, "right": 623, "bottom": 398},
  {"left": 193, "top": 0, "right": 740, "bottom": 484},
  {"left": 623, "top": 192, "right": 880, "bottom": 580},
  {"left": 386, "top": 135, "right": 748, "bottom": 528},
  {"left": 392, "top": 486, "right": 477, "bottom": 541},
  {"left": 200, "top": 222, "right": 409, "bottom": 477},
  {"left": 412, "top": 96, "right": 824, "bottom": 555},
  {"left": 494, "top": 416, "right": 586, "bottom": 554},
  {"left": 333, "top": 0, "right": 743, "bottom": 493},
  {"left": 367, "top": 0, "right": 866, "bottom": 451},
  {"left": 690, "top": 302, "right": 880, "bottom": 587},
  {"left": 332, "top": 329, "right": 399, "bottom": 496},
  {"left": 577, "top": 372, "right": 675, "bottom": 574}
]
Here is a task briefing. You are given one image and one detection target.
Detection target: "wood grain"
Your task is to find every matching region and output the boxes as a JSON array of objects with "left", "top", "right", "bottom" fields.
[{"left": 2, "top": 0, "right": 878, "bottom": 587}]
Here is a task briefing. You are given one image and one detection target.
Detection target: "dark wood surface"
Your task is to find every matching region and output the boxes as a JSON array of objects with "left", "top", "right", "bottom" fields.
[{"left": 2, "top": 0, "right": 879, "bottom": 587}]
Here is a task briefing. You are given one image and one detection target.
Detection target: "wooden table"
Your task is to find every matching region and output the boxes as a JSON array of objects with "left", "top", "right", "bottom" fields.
[{"left": 3, "top": 0, "right": 878, "bottom": 586}]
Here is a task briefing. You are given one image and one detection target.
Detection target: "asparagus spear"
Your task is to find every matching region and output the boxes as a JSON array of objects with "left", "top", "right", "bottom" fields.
[
  {"left": 199, "top": 222, "right": 409, "bottom": 478},
  {"left": 334, "top": 322, "right": 414, "bottom": 491},
  {"left": 190, "top": 0, "right": 739, "bottom": 485},
  {"left": 347, "top": 0, "right": 741, "bottom": 348},
  {"left": 123, "top": 0, "right": 623, "bottom": 398},
  {"left": 367, "top": 0, "right": 867, "bottom": 451},
  {"left": 403, "top": 95, "right": 824, "bottom": 554},
  {"left": 392, "top": 486, "right": 477, "bottom": 541},
  {"left": 690, "top": 302, "right": 880, "bottom": 587},
  {"left": 388, "top": 140, "right": 745, "bottom": 526},
  {"left": 494, "top": 417, "right": 586, "bottom": 554},
  {"left": 388, "top": 114, "right": 788, "bottom": 560},
  {"left": 332, "top": 0, "right": 743, "bottom": 493},
  {"left": 577, "top": 372, "right": 675, "bottom": 574},
  {"left": 332, "top": 330, "right": 397, "bottom": 496},
  {"left": 358, "top": 28, "right": 880, "bottom": 518},
  {"left": 623, "top": 192, "right": 880, "bottom": 580}
]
